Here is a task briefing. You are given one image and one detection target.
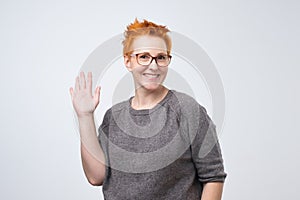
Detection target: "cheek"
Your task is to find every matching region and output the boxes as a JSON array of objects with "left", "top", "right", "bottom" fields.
[
  {"left": 164, "top": 67, "right": 169, "bottom": 74},
  {"left": 132, "top": 66, "right": 146, "bottom": 74},
  {"left": 131, "top": 68, "right": 145, "bottom": 79},
  {"left": 160, "top": 68, "right": 168, "bottom": 76}
]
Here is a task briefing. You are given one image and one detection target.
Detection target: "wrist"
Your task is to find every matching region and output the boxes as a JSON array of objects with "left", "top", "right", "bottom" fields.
[{"left": 77, "top": 113, "right": 94, "bottom": 121}]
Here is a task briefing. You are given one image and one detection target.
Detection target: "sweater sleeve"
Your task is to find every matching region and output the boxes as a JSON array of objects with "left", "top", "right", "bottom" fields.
[
  {"left": 190, "top": 105, "right": 227, "bottom": 183},
  {"left": 97, "top": 109, "right": 112, "bottom": 165},
  {"left": 97, "top": 108, "right": 111, "bottom": 141}
]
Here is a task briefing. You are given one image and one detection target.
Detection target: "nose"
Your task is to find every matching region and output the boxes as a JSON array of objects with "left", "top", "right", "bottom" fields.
[{"left": 148, "top": 59, "right": 158, "bottom": 70}]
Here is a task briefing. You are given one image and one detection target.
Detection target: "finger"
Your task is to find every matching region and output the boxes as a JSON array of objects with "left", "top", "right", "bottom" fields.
[
  {"left": 79, "top": 71, "right": 86, "bottom": 89},
  {"left": 75, "top": 76, "right": 80, "bottom": 91},
  {"left": 69, "top": 87, "right": 74, "bottom": 97},
  {"left": 87, "top": 72, "right": 92, "bottom": 93},
  {"left": 94, "top": 86, "right": 101, "bottom": 105}
]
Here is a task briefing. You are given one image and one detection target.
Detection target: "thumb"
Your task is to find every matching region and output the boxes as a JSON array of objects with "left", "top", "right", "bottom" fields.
[
  {"left": 94, "top": 86, "right": 101, "bottom": 105},
  {"left": 69, "top": 87, "right": 74, "bottom": 99}
]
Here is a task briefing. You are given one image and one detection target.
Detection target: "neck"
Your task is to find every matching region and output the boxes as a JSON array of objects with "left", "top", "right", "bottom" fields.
[{"left": 131, "top": 86, "right": 169, "bottom": 110}]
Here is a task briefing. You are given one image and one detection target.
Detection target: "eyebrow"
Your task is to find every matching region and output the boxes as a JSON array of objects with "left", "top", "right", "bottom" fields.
[
  {"left": 132, "top": 47, "right": 167, "bottom": 51},
  {"left": 138, "top": 52, "right": 168, "bottom": 55},
  {"left": 132, "top": 52, "right": 168, "bottom": 57}
]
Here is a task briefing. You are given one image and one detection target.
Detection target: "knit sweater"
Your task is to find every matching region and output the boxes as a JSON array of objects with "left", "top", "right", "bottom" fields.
[{"left": 98, "top": 90, "right": 227, "bottom": 200}]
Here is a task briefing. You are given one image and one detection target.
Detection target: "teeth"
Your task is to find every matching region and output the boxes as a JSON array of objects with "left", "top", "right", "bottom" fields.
[{"left": 144, "top": 73, "right": 159, "bottom": 78}]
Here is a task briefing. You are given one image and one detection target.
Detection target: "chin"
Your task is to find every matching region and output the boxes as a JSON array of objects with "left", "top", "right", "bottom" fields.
[{"left": 140, "top": 82, "right": 162, "bottom": 91}]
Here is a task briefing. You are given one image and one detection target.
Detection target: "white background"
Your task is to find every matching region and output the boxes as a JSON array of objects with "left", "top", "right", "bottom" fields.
[{"left": 0, "top": 0, "right": 299, "bottom": 199}]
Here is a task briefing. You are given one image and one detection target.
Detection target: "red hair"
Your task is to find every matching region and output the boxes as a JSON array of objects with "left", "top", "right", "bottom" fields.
[{"left": 122, "top": 19, "right": 172, "bottom": 56}]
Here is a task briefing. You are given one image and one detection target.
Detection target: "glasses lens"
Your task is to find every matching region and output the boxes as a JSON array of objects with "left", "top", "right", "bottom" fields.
[
  {"left": 156, "top": 54, "right": 170, "bottom": 67},
  {"left": 136, "top": 53, "right": 171, "bottom": 67},
  {"left": 137, "top": 53, "right": 152, "bottom": 65}
]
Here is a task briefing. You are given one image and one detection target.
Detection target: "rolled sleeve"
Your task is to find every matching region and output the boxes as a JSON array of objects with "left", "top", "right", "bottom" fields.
[{"left": 191, "top": 106, "right": 227, "bottom": 183}]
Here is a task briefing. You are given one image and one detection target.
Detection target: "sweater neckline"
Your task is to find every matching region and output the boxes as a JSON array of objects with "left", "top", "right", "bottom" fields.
[{"left": 128, "top": 90, "right": 173, "bottom": 115}]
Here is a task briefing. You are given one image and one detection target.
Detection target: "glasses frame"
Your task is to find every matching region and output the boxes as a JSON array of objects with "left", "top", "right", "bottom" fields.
[{"left": 130, "top": 52, "right": 172, "bottom": 67}]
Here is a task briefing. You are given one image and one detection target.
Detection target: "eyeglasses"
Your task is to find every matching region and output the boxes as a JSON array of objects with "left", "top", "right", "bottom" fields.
[{"left": 131, "top": 52, "right": 172, "bottom": 67}]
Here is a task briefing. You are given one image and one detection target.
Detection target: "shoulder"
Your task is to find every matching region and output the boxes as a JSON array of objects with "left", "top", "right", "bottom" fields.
[
  {"left": 170, "top": 90, "right": 198, "bottom": 105},
  {"left": 168, "top": 90, "right": 210, "bottom": 124},
  {"left": 100, "top": 99, "right": 129, "bottom": 127},
  {"left": 169, "top": 90, "right": 207, "bottom": 112}
]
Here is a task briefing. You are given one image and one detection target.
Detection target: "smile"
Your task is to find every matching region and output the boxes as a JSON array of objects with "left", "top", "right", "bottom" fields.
[{"left": 143, "top": 73, "right": 160, "bottom": 78}]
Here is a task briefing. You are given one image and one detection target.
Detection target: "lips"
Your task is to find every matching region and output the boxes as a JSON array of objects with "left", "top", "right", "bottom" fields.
[{"left": 143, "top": 73, "right": 160, "bottom": 78}]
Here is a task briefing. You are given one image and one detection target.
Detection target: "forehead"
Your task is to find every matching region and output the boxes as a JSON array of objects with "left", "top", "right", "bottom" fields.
[{"left": 131, "top": 35, "right": 167, "bottom": 54}]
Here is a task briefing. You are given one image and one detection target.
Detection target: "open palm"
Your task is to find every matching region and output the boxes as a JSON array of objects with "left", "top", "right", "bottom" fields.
[{"left": 69, "top": 72, "right": 100, "bottom": 118}]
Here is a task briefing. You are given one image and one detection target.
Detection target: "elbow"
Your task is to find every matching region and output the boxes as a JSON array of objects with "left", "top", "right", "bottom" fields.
[
  {"left": 82, "top": 161, "right": 106, "bottom": 186},
  {"left": 87, "top": 177, "right": 104, "bottom": 186},
  {"left": 86, "top": 171, "right": 105, "bottom": 186}
]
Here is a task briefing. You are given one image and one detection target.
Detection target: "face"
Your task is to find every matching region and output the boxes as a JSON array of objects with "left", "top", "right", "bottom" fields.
[{"left": 124, "top": 35, "right": 169, "bottom": 91}]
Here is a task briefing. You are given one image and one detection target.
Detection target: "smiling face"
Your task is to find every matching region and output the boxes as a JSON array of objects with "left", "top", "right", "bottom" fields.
[{"left": 124, "top": 35, "right": 169, "bottom": 91}]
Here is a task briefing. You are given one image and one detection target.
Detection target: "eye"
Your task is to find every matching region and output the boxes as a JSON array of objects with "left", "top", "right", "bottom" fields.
[
  {"left": 157, "top": 54, "right": 168, "bottom": 60},
  {"left": 138, "top": 54, "right": 151, "bottom": 60}
]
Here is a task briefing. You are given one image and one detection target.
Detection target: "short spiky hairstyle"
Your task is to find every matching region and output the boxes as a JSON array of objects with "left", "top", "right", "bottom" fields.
[{"left": 122, "top": 19, "right": 172, "bottom": 56}]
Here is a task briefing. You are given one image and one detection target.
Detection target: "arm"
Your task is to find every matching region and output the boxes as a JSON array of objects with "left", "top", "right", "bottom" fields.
[
  {"left": 70, "top": 71, "right": 105, "bottom": 186},
  {"left": 201, "top": 182, "right": 224, "bottom": 200},
  {"left": 189, "top": 105, "right": 227, "bottom": 199},
  {"left": 79, "top": 115, "right": 106, "bottom": 186}
]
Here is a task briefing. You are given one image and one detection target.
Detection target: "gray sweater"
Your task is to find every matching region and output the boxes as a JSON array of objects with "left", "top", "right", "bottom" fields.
[{"left": 98, "top": 90, "right": 227, "bottom": 200}]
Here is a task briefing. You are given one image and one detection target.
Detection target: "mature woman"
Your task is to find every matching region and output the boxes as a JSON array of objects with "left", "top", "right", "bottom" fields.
[{"left": 70, "top": 19, "right": 227, "bottom": 200}]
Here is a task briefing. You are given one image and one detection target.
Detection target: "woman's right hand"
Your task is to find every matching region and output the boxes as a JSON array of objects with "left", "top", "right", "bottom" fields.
[{"left": 69, "top": 71, "right": 100, "bottom": 118}]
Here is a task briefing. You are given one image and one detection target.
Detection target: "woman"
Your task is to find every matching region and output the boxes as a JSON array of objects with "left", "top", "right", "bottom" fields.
[{"left": 70, "top": 19, "right": 227, "bottom": 200}]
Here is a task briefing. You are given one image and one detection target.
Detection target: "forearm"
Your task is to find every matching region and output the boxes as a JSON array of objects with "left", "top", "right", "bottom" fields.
[
  {"left": 201, "top": 182, "right": 224, "bottom": 200},
  {"left": 78, "top": 115, "right": 106, "bottom": 186}
]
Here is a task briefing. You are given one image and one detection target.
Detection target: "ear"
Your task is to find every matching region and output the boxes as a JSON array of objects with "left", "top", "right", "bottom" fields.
[{"left": 124, "top": 55, "right": 133, "bottom": 72}]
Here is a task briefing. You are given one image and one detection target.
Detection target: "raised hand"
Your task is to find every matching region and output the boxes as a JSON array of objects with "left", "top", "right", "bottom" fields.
[{"left": 69, "top": 71, "right": 100, "bottom": 118}]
